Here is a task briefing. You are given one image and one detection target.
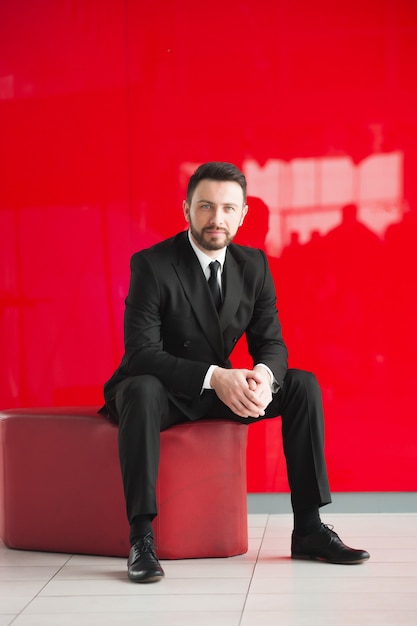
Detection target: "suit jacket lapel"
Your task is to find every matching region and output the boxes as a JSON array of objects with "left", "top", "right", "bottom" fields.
[
  {"left": 219, "top": 249, "right": 246, "bottom": 332},
  {"left": 173, "top": 233, "right": 225, "bottom": 359}
]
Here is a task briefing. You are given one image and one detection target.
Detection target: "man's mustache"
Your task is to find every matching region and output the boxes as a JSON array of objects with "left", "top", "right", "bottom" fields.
[{"left": 203, "top": 227, "right": 229, "bottom": 234}]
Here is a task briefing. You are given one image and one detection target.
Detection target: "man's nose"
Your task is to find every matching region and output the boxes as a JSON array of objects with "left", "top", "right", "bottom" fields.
[{"left": 210, "top": 207, "right": 224, "bottom": 224}]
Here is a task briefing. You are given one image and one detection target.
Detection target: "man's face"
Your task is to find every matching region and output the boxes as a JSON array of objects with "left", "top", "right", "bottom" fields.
[{"left": 183, "top": 179, "right": 248, "bottom": 257}]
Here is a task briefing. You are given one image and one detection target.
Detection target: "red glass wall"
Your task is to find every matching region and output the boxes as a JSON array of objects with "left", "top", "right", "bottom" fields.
[{"left": 1, "top": 0, "right": 416, "bottom": 492}]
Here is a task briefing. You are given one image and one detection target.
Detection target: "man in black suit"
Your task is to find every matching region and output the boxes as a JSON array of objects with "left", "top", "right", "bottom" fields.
[{"left": 102, "top": 161, "right": 369, "bottom": 582}]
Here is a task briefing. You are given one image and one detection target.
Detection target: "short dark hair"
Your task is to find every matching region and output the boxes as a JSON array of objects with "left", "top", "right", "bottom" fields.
[{"left": 186, "top": 162, "right": 247, "bottom": 204}]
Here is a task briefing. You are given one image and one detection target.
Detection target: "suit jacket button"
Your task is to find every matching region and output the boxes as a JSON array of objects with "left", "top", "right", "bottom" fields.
[{"left": 183, "top": 340, "right": 191, "bottom": 347}]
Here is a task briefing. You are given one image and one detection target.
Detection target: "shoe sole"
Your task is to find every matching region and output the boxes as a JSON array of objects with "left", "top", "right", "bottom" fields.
[
  {"left": 291, "top": 553, "right": 370, "bottom": 565},
  {"left": 128, "top": 573, "right": 164, "bottom": 583}
]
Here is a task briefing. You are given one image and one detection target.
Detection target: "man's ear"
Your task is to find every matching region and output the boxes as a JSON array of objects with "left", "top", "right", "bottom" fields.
[
  {"left": 239, "top": 204, "right": 249, "bottom": 226},
  {"left": 183, "top": 200, "right": 190, "bottom": 222}
]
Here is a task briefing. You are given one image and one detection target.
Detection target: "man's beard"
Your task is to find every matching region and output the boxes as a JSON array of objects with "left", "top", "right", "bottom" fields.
[{"left": 189, "top": 223, "right": 234, "bottom": 251}]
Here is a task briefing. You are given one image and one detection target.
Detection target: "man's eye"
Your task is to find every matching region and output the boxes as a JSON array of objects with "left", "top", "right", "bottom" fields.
[{"left": 225, "top": 206, "right": 235, "bottom": 212}]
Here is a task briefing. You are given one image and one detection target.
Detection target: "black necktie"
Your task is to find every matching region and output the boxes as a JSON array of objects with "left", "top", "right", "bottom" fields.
[{"left": 208, "top": 260, "right": 222, "bottom": 310}]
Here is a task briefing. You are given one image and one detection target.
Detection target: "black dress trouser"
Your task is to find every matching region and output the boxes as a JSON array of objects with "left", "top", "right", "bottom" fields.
[{"left": 111, "top": 368, "right": 332, "bottom": 526}]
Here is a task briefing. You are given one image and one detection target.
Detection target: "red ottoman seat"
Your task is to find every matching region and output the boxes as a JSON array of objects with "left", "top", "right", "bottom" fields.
[{"left": 0, "top": 408, "right": 248, "bottom": 559}]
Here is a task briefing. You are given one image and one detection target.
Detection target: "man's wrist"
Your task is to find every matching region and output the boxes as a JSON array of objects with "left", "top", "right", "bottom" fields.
[{"left": 254, "top": 363, "right": 280, "bottom": 392}]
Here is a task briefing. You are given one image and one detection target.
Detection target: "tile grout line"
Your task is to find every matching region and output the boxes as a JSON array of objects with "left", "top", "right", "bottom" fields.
[
  {"left": 238, "top": 514, "right": 270, "bottom": 626},
  {"left": 6, "top": 553, "right": 74, "bottom": 624}
]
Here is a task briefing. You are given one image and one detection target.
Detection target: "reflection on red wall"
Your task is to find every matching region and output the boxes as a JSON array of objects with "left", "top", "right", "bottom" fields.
[{"left": 1, "top": 0, "right": 417, "bottom": 492}]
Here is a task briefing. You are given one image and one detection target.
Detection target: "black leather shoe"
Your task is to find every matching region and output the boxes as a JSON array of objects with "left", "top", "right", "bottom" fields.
[
  {"left": 291, "top": 524, "right": 370, "bottom": 564},
  {"left": 127, "top": 533, "right": 165, "bottom": 583}
]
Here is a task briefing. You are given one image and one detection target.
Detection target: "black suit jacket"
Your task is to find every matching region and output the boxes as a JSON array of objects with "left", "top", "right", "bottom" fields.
[{"left": 103, "top": 231, "right": 288, "bottom": 419}]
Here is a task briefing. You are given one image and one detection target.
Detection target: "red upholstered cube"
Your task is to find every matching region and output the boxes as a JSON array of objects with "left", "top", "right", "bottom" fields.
[{"left": 0, "top": 408, "right": 248, "bottom": 559}]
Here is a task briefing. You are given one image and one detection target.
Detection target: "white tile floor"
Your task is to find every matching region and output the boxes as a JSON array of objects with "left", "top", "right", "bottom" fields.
[{"left": 1, "top": 513, "right": 417, "bottom": 626}]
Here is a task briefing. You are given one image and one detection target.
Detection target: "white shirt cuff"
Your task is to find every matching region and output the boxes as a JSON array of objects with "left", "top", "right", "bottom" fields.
[{"left": 202, "top": 364, "right": 217, "bottom": 391}]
